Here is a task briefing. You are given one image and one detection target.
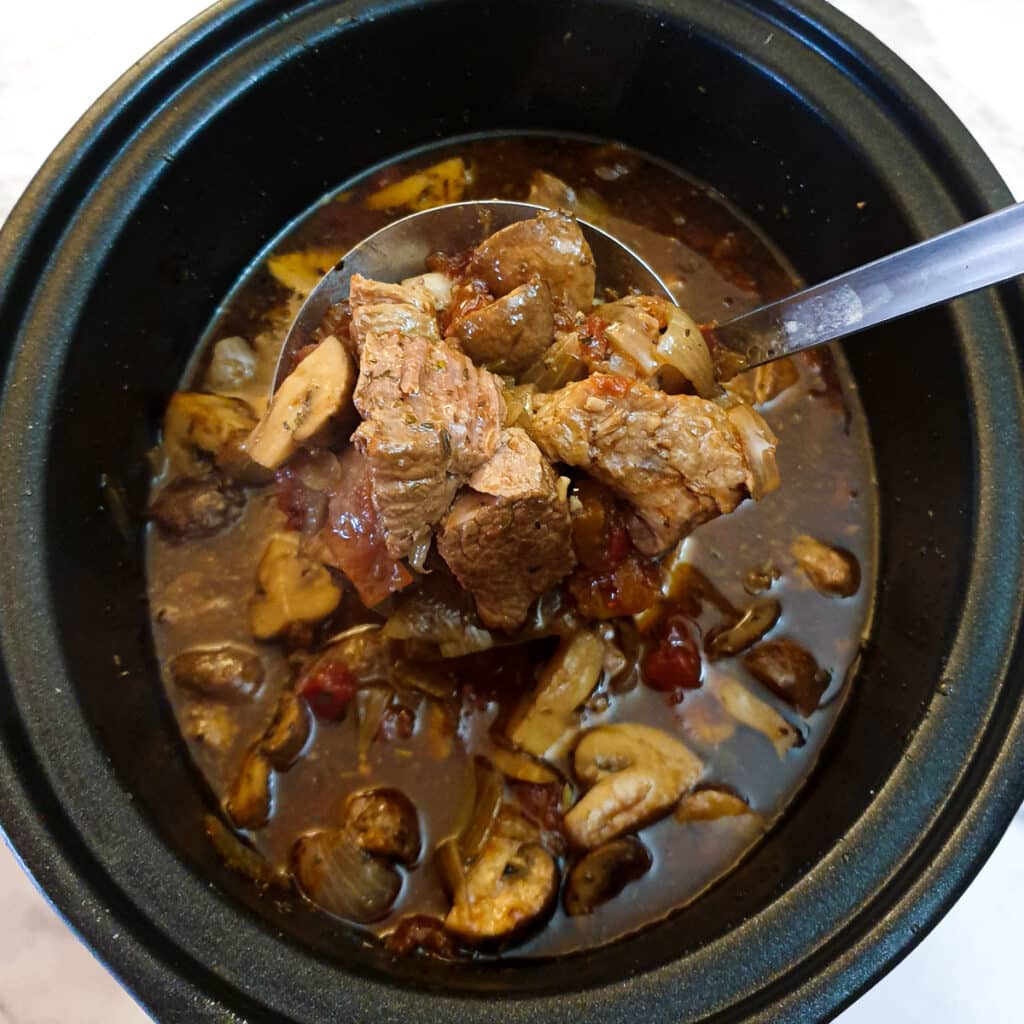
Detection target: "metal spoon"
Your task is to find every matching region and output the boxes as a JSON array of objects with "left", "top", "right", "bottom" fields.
[
  {"left": 274, "top": 198, "right": 1024, "bottom": 388},
  {"left": 273, "top": 200, "right": 667, "bottom": 388}
]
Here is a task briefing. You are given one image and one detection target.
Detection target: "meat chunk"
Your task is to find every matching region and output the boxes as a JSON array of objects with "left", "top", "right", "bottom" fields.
[
  {"left": 527, "top": 375, "right": 777, "bottom": 555},
  {"left": 352, "top": 331, "right": 504, "bottom": 559},
  {"left": 467, "top": 211, "right": 596, "bottom": 316},
  {"left": 348, "top": 273, "right": 441, "bottom": 353},
  {"left": 437, "top": 429, "right": 575, "bottom": 630},
  {"left": 446, "top": 277, "right": 554, "bottom": 373}
]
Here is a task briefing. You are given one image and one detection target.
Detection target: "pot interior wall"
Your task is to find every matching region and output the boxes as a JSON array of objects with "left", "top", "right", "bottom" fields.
[{"left": 40, "top": 0, "right": 973, "bottom": 997}]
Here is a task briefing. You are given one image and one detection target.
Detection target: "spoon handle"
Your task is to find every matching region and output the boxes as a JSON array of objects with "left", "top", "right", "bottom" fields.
[{"left": 712, "top": 202, "right": 1024, "bottom": 369}]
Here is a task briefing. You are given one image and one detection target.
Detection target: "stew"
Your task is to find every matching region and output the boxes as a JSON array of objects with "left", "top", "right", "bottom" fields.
[{"left": 147, "top": 136, "right": 877, "bottom": 958}]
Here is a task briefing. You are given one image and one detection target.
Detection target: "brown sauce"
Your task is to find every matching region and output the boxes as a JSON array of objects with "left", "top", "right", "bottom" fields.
[{"left": 147, "top": 135, "right": 877, "bottom": 958}]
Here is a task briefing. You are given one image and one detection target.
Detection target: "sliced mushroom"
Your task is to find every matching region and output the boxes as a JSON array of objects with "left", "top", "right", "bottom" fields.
[
  {"left": 260, "top": 691, "right": 312, "bottom": 770},
  {"left": 791, "top": 534, "right": 861, "bottom": 598},
  {"left": 743, "top": 638, "right": 831, "bottom": 715},
  {"left": 248, "top": 532, "right": 342, "bottom": 640},
  {"left": 149, "top": 477, "right": 245, "bottom": 539},
  {"left": 493, "top": 803, "right": 544, "bottom": 844},
  {"left": 674, "top": 787, "right": 753, "bottom": 823},
  {"left": 203, "top": 815, "right": 287, "bottom": 889},
  {"left": 384, "top": 915, "right": 457, "bottom": 959},
  {"left": 170, "top": 645, "right": 263, "bottom": 702},
  {"left": 564, "top": 723, "right": 702, "bottom": 848},
  {"left": 447, "top": 277, "right": 554, "bottom": 373},
  {"left": 292, "top": 829, "right": 401, "bottom": 924},
  {"left": 162, "top": 392, "right": 259, "bottom": 478},
  {"left": 563, "top": 836, "right": 652, "bottom": 916},
  {"left": 343, "top": 788, "right": 421, "bottom": 865},
  {"left": 444, "top": 836, "right": 557, "bottom": 943},
  {"left": 489, "top": 746, "right": 560, "bottom": 786},
  {"left": 505, "top": 630, "right": 605, "bottom": 757},
  {"left": 713, "top": 676, "right": 800, "bottom": 757},
  {"left": 247, "top": 335, "right": 355, "bottom": 470},
  {"left": 225, "top": 749, "right": 272, "bottom": 830},
  {"left": 706, "top": 599, "right": 781, "bottom": 660},
  {"left": 468, "top": 210, "right": 596, "bottom": 316},
  {"left": 743, "top": 561, "right": 780, "bottom": 596}
]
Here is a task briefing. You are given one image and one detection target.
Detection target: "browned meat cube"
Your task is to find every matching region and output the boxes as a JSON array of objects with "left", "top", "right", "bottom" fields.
[
  {"left": 467, "top": 211, "right": 596, "bottom": 317},
  {"left": 446, "top": 277, "right": 554, "bottom": 373},
  {"left": 348, "top": 273, "right": 441, "bottom": 353},
  {"left": 437, "top": 428, "right": 575, "bottom": 630},
  {"left": 527, "top": 374, "right": 777, "bottom": 555},
  {"left": 353, "top": 331, "right": 505, "bottom": 559}
]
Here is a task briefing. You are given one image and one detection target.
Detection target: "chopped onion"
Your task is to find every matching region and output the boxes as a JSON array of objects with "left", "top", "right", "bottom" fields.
[
  {"left": 356, "top": 687, "right": 393, "bottom": 765},
  {"left": 503, "top": 382, "right": 537, "bottom": 427},
  {"left": 726, "top": 404, "right": 781, "bottom": 498},
  {"left": 603, "top": 304, "right": 661, "bottom": 375},
  {"left": 458, "top": 757, "right": 505, "bottom": 863},
  {"left": 520, "top": 332, "right": 586, "bottom": 391},
  {"left": 401, "top": 271, "right": 453, "bottom": 311},
  {"left": 657, "top": 306, "right": 716, "bottom": 398},
  {"left": 407, "top": 527, "right": 433, "bottom": 574},
  {"left": 292, "top": 829, "right": 401, "bottom": 923}
]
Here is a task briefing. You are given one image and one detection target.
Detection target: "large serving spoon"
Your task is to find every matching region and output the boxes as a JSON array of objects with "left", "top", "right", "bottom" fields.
[{"left": 273, "top": 198, "right": 1024, "bottom": 388}]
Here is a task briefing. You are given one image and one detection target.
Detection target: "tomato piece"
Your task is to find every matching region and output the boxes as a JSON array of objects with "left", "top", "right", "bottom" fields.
[
  {"left": 299, "top": 660, "right": 357, "bottom": 720},
  {"left": 607, "top": 521, "right": 632, "bottom": 566},
  {"left": 642, "top": 615, "right": 703, "bottom": 695},
  {"left": 569, "top": 479, "right": 611, "bottom": 571},
  {"left": 589, "top": 373, "right": 632, "bottom": 398},
  {"left": 321, "top": 448, "right": 413, "bottom": 607},
  {"left": 512, "top": 781, "right": 565, "bottom": 834}
]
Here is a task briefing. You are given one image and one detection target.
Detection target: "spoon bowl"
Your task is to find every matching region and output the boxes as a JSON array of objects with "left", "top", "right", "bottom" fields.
[{"left": 272, "top": 199, "right": 672, "bottom": 389}]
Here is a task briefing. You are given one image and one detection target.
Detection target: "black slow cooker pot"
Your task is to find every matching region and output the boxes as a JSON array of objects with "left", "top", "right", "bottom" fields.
[{"left": 1, "top": 1, "right": 1022, "bottom": 1021}]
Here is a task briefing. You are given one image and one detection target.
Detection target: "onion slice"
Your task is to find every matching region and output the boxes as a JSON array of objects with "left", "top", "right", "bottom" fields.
[
  {"left": 657, "top": 306, "right": 716, "bottom": 398},
  {"left": 726, "top": 404, "right": 780, "bottom": 498}
]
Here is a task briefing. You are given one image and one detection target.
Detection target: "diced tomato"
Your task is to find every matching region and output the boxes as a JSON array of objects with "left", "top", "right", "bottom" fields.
[
  {"left": 642, "top": 614, "right": 703, "bottom": 696},
  {"left": 511, "top": 781, "right": 564, "bottom": 834},
  {"left": 426, "top": 247, "right": 474, "bottom": 278},
  {"left": 590, "top": 373, "right": 632, "bottom": 398},
  {"left": 299, "top": 660, "right": 357, "bottom": 720},
  {"left": 569, "top": 555, "right": 662, "bottom": 619},
  {"left": 581, "top": 314, "right": 611, "bottom": 361},
  {"left": 607, "top": 521, "right": 633, "bottom": 566},
  {"left": 442, "top": 277, "right": 493, "bottom": 334},
  {"left": 321, "top": 448, "right": 413, "bottom": 608}
]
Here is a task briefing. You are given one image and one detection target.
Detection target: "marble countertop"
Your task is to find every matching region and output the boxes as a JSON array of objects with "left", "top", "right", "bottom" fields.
[{"left": 1, "top": 1, "right": 1022, "bottom": 1021}]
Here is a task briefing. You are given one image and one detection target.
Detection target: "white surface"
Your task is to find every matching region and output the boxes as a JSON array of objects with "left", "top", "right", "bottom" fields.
[{"left": 1, "top": 1, "right": 1022, "bottom": 1021}]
